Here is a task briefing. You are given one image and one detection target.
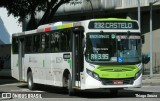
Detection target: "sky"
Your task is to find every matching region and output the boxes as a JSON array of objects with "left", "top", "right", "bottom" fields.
[{"left": 0, "top": 8, "right": 22, "bottom": 36}]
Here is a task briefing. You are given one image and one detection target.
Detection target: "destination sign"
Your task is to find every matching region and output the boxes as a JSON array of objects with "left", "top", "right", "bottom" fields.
[{"left": 88, "top": 21, "right": 139, "bottom": 29}]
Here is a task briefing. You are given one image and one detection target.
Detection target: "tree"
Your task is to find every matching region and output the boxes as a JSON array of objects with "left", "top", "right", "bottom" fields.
[{"left": 0, "top": 0, "right": 71, "bottom": 30}]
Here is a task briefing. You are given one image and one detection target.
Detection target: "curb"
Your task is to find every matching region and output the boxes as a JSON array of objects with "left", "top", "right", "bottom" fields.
[
  {"left": 142, "top": 74, "right": 160, "bottom": 86},
  {"left": 142, "top": 79, "right": 160, "bottom": 86}
]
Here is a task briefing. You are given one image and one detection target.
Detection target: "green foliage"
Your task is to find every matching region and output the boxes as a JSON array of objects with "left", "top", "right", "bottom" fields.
[{"left": 0, "top": 0, "right": 71, "bottom": 30}]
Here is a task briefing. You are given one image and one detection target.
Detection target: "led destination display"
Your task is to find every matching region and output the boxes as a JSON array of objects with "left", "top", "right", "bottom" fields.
[{"left": 88, "top": 21, "right": 139, "bottom": 29}]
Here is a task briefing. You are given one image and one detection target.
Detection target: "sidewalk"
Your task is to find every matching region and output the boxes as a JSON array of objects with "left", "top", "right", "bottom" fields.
[{"left": 142, "top": 74, "right": 160, "bottom": 86}]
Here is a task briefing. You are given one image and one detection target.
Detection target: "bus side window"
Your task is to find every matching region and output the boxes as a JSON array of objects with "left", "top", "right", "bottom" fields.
[
  {"left": 33, "top": 34, "right": 40, "bottom": 52},
  {"left": 44, "top": 33, "right": 50, "bottom": 52},
  {"left": 59, "top": 30, "right": 71, "bottom": 52},
  {"left": 40, "top": 33, "right": 50, "bottom": 52},
  {"left": 50, "top": 31, "right": 60, "bottom": 52},
  {"left": 50, "top": 32, "right": 55, "bottom": 52},
  {"left": 12, "top": 37, "right": 19, "bottom": 54},
  {"left": 59, "top": 32, "right": 66, "bottom": 51},
  {"left": 25, "top": 36, "right": 33, "bottom": 53},
  {"left": 66, "top": 30, "right": 71, "bottom": 51}
]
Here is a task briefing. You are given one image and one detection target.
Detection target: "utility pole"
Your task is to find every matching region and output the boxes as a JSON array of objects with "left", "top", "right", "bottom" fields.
[
  {"left": 137, "top": 0, "right": 141, "bottom": 28},
  {"left": 149, "top": 0, "right": 160, "bottom": 78}
]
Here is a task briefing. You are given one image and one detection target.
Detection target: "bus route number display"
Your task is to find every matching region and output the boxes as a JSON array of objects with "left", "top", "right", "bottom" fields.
[{"left": 88, "top": 21, "right": 139, "bottom": 29}]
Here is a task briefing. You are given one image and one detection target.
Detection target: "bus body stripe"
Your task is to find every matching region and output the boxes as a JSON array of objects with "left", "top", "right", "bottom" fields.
[
  {"left": 45, "top": 27, "right": 51, "bottom": 32},
  {"left": 51, "top": 26, "right": 57, "bottom": 30}
]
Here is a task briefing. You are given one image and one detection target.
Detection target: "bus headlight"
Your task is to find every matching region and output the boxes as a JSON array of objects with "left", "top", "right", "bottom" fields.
[
  {"left": 135, "top": 68, "right": 142, "bottom": 80},
  {"left": 86, "top": 69, "right": 100, "bottom": 80}
]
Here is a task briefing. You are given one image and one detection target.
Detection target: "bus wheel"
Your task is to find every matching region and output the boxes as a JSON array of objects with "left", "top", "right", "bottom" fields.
[
  {"left": 63, "top": 75, "right": 68, "bottom": 87},
  {"left": 27, "top": 72, "right": 35, "bottom": 90},
  {"left": 68, "top": 74, "right": 75, "bottom": 96}
]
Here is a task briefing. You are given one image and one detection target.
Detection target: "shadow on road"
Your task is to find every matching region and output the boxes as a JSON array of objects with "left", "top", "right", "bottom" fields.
[
  {"left": 0, "top": 76, "right": 18, "bottom": 85},
  {"left": 18, "top": 84, "right": 71, "bottom": 98},
  {"left": 74, "top": 90, "right": 154, "bottom": 98},
  {"left": 18, "top": 84, "right": 68, "bottom": 94},
  {"left": 17, "top": 84, "right": 155, "bottom": 98}
]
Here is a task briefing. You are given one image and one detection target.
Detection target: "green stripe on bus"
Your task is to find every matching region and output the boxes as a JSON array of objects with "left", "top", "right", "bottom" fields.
[
  {"left": 57, "top": 25, "right": 63, "bottom": 29},
  {"left": 67, "top": 59, "right": 72, "bottom": 69},
  {"left": 95, "top": 18, "right": 132, "bottom": 22},
  {"left": 93, "top": 65, "right": 139, "bottom": 78}
]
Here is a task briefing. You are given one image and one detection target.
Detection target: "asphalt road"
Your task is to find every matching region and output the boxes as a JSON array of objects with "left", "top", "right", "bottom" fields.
[{"left": 0, "top": 77, "right": 160, "bottom": 101}]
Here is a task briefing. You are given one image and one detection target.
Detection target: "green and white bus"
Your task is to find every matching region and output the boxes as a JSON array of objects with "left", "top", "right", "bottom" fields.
[{"left": 11, "top": 18, "right": 142, "bottom": 95}]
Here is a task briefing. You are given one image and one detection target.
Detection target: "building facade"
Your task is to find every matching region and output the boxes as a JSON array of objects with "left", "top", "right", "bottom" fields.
[
  {"left": 0, "top": 17, "right": 11, "bottom": 76},
  {"left": 0, "top": 17, "right": 10, "bottom": 44}
]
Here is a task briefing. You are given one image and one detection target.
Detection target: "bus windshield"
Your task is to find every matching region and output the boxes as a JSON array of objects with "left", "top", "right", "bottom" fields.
[{"left": 85, "top": 32, "right": 142, "bottom": 64}]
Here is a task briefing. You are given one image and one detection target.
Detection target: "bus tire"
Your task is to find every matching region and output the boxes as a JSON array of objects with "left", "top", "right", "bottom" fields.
[
  {"left": 68, "top": 74, "right": 75, "bottom": 96},
  {"left": 27, "top": 72, "right": 35, "bottom": 90}
]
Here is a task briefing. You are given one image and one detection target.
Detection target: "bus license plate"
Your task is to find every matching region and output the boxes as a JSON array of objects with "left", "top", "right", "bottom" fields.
[{"left": 113, "top": 80, "right": 123, "bottom": 85}]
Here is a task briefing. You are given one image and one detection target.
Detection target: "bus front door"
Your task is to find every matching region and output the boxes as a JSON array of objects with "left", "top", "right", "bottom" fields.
[{"left": 72, "top": 29, "right": 84, "bottom": 88}]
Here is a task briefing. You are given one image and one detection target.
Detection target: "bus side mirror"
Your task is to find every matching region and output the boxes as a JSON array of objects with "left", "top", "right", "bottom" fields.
[
  {"left": 142, "top": 54, "right": 150, "bottom": 64},
  {"left": 142, "top": 35, "right": 145, "bottom": 44}
]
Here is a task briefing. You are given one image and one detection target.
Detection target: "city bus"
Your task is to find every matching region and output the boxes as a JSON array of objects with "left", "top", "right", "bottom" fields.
[{"left": 11, "top": 18, "right": 143, "bottom": 95}]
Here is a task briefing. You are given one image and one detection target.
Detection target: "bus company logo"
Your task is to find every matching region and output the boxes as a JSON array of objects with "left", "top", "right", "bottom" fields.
[{"left": 2, "top": 93, "right": 12, "bottom": 99}]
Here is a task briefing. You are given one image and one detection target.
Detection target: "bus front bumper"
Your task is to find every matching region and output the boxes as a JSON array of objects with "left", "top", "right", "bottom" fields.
[{"left": 81, "top": 74, "right": 142, "bottom": 90}]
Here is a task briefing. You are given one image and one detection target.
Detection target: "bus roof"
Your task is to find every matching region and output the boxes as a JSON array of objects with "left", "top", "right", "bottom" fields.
[
  {"left": 12, "top": 18, "right": 137, "bottom": 37},
  {"left": 94, "top": 18, "right": 133, "bottom": 21}
]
